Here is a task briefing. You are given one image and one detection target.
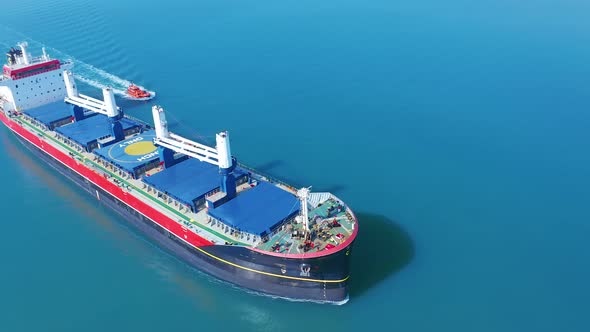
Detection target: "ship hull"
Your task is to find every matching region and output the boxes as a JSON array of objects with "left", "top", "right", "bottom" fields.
[{"left": 5, "top": 125, "right": 353, "bottom": 303}]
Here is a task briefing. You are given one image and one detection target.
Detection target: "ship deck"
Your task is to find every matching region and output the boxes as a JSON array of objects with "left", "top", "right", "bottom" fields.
[
  {"left": 255, "top": 198, "right": 356, "bottom": 254},
  {"left": 9, "top": 111, "right": 356, "bottom": 255}
]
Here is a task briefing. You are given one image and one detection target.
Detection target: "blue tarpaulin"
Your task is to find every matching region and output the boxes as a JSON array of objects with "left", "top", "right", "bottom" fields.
[
  {"left": 208, "top": 182, "right": 300, "bottom": 236},
  {"left": 55, "top": 114, "right": 141, "bottom": 147},
  {"left": 23, "top": 101, "right": 72, "bottom": 128},
  {"left": 142, "top": 157, "right": 247, "bottom": 211}
]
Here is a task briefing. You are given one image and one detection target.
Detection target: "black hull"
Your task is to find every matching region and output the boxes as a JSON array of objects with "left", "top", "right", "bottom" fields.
[{"left": 12, "top": 133, "right": 353, "bottom": 303}]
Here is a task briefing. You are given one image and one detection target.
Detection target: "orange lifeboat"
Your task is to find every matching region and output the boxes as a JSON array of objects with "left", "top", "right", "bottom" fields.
[{"left": 127, "top": 84, "right": 151, "bottom": 99}]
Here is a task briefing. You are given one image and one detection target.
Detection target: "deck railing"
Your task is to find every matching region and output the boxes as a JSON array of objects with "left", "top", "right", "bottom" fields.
[
  {"left": 236, "top": 162, "right": 298, "bottom": 194},
  {"left": 121, "top": 114, "right": 298, "bottom": 194}
]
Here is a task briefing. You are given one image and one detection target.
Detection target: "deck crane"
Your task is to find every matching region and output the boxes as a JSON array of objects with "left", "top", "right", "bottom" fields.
[
  {"left": 151, "top": 105, "right": 237, "bottom": 199},
  {"left": 63, "top": 70, "right": 120, "bottom": 119},
  {"left": 295, "top": 186, "right": 318, "bottom": 252},
  {"left": 62, "top": 70, "right": 125, "bottom": 143}
]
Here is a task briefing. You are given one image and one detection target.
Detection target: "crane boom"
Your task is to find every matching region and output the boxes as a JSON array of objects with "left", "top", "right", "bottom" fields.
[
  {"left": 151, "top": 105, "right": 233, "bottom": 169},
  {"left": 63, "top": 70, "right": 120, "bottom": 117}
]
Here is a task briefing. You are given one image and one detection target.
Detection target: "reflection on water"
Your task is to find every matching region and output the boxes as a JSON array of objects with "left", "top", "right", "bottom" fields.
[
  {"left": 0, "top": 130, "right": 225, "bottom": 307},
  {"left": 349, "top": 213, "right": 415, "bottom": 297},
  {"left": 252, "top": 159, "right": 284, "bottom": 173},
  {"left": 0, "top": 130, "right": 139, "bottom": 244},
  {"left": 0, "top": 130, "right": 412, "bottom": 319}
]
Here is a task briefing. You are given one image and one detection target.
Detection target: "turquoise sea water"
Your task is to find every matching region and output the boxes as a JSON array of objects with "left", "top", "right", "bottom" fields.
[{"left": 1, "top": 0, "right": 590, "bottom": 331}]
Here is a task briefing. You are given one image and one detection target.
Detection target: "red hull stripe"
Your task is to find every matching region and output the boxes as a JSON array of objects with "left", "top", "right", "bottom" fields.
[{"left": 0, "top": 112, "right": 213, "bottom": 247}]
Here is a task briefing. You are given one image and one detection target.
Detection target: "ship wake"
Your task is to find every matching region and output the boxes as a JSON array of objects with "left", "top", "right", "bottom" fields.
[{"left": 0, "top": 26, "right": 155, "bottom": 100}]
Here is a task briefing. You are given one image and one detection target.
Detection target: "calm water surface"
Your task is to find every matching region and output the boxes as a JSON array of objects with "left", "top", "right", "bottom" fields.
[{"left": 1, "top": 1, "right": 589, "bottom": 331}]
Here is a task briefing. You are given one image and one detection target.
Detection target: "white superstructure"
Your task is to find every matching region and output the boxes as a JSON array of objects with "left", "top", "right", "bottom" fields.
[{"left": 0, "top": 42, "right": 72, "bottom": 112}]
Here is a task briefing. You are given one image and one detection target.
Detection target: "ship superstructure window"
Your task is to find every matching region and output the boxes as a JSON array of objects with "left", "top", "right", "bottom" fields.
[{"left": 13, "top": 63, "right": 60, "bottom": 80}]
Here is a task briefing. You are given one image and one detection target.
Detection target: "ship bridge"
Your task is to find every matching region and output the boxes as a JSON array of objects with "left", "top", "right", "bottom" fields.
[{"left": 3, "top": 42, "right": 62, "bottom": 80}]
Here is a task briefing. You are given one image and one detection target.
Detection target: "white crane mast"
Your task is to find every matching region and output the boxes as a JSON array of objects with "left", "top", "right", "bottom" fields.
[
  {"left": 151, "top": 105, "right": 233, "bottom": 168},
  {"left": 297, "top": 187, "right": 311, "bottom": 235},
  {"left": 216, "top": 131, "right": 233, "bottom": 169},
  {"left": 63, "top": 70, "right": 119, "bottom": 117}
]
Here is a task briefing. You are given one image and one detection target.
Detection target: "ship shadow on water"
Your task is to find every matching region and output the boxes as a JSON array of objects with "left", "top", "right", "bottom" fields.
[
  {"left": 318, "top": 184, "right": 347, "bottom": 195},
  {"left": 253, "top": 159, "right": 284, "bottom": 173},
  {"left": 348, "top": 213, "right": 414, "bottom": 298}
]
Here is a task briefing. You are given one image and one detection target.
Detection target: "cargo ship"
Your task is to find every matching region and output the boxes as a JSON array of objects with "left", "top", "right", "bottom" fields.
[{"left": 0, "top": 43, "right": 358, "bottom": 303}]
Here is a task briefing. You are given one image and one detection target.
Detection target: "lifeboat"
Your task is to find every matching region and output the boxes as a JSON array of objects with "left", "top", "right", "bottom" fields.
[{"left": 127, "top": 84, "right": 151, "bottom": 99}]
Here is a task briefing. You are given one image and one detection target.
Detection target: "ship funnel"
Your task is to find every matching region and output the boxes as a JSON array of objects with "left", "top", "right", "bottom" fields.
[
  {"left": 42, "top": 47, "right": 49, "bottom": 61},
  {"left": 152, "top": 105, "right": 169, "bottom": 138},
  {"left": 17, "top": 42, "right": 29, "bottom": 65},
  {"left": 102, "top": 88, "right": 119, "bottom": 118},
  {"left": 63, "top": 70, "right": 79, "bottom": 98}
]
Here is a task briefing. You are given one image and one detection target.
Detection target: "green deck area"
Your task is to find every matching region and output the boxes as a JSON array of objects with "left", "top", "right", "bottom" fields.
[{"left": 256, "top": 198, "right": 355, "bottom": 254}]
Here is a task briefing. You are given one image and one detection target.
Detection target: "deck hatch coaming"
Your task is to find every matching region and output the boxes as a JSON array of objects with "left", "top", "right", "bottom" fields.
[
  {"left": 208, "top": 181, "right": 301, "bottom": 236},
  {"left": 142, "top": 158, "right": 245, "bottom": 211},
  {"left": 22, "top": 101, "right": 72, "bottom": 129},
  {"left": 55, "top": 114, "right": 141, "bottom": 149},
  {"left": 94, "top": 130, "right": 160, "bottom": 176}
]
